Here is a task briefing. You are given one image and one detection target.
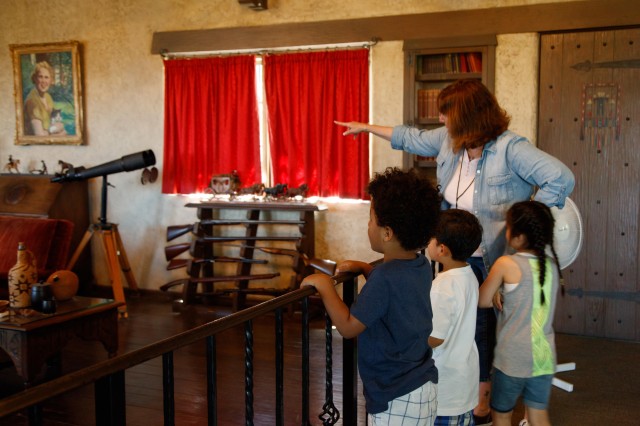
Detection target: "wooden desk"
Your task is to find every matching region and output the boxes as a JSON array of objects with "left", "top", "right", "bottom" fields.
[
  {"left": 0, "top": 297, "right": 122, "bottom": 385},
  {"left": 176, "top": 200, "right": 327, "bottom": 310}
]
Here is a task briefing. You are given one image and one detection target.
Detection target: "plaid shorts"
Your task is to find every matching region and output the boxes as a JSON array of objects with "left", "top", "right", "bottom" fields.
[
  {"left": 434, "top": 410, "right": 474, "bottom": 426},
  {"left": 368, "top": 381, "right": 437, "bottom": 426}
]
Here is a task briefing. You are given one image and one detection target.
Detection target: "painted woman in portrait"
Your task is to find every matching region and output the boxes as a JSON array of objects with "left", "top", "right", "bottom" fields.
[{"left": 23, "top": 61, "right": 67, "bottom": 136}]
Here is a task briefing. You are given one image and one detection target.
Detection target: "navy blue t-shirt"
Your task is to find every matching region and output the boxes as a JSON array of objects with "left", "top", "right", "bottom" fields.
[{"left": 350, "top": 253, "right": 438, "bottom": 414}]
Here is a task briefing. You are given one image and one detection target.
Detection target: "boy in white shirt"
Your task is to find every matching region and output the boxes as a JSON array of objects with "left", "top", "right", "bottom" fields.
[{"left": 428, "top": 209, "right": 483, "bottom": 426}]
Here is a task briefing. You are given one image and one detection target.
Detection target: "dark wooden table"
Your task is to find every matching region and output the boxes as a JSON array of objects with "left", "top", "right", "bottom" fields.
[{"left": 0, "top": 296, "right": 123, "bottom": 386}]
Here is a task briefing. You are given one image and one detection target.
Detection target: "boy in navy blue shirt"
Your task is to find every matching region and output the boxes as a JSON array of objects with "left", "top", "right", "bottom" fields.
[{"left": 302, "top": 167, "right": 442, "bottom": 425}]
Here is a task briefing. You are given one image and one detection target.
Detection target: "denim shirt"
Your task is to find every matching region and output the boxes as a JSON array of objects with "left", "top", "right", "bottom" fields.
[{"left": 391, "top": 125, "right": 575, "bottom": 269}]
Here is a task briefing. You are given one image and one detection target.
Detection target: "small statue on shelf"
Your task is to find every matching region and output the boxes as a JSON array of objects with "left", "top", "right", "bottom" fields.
[
  {"left": 263, "top": 183, "right": 288, "bottom": 200},
  {"left": 58, "top": 160, "right": 73, "bottom": 175},
  {"left": 285, "top": 184, "right": 309, "bottom": 199},
  {"left": 4, "top": 155, "right": 20, "bottom": 174},
  {"left": 237, "top": 183, "right": 265, "bottom": 195},
  {"left": 206, "top": 170, "right": 241, "bottom": 195},
  {"left": 30, "top": 160, "right": 48, "bottom": 175}
]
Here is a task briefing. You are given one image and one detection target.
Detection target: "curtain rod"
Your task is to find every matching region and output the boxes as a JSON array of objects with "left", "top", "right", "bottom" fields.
[{"left": 160, "top": 38, "right": 379, "bottom": 60}]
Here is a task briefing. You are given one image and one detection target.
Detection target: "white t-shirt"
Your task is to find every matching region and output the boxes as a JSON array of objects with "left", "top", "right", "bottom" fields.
[
  {"left": 443, "top": 150, "right": 478, "bottom": 212},
  {"left": 443, "top": 152, "right": 482, "bottom": 257},
  {"left": 430, "top": 265, "right": 480, "bottom": 416}
]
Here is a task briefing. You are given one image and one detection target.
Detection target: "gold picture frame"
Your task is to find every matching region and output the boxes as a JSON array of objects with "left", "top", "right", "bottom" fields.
[{"left": 10, "top": 41, "right": 84, "bottom": 145}]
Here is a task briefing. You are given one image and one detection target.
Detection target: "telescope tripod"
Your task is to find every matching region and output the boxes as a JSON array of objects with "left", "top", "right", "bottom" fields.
[{"left": 66, "top": 176, "right": 138, "bottom": 317}]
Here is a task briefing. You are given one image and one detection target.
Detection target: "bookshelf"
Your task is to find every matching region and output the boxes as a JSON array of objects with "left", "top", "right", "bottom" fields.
[{"left": 402, "top": 37, "right": 496, "bottom": 179}]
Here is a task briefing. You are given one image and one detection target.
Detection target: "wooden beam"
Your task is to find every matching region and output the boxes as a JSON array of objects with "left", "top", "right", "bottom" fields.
[{"left": 151, "top": 0, "right": 639, "bottom": 54}]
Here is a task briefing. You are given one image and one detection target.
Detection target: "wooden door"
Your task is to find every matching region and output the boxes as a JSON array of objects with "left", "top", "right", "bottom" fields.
[{"left": 538, "top": 28, "right": 640, "bottom": 341}]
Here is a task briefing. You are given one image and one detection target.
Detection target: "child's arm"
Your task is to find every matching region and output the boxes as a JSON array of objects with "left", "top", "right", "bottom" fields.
[
  {"left": 479, "top": 256, "right": 521, "bottom": 308},
  {"left": 336, "top": 260, "right": 374, "bottom": 279},
  {"left": 492, "top": 291, "right": 504, "bottom": 311},
  {"left": 428, "top": 336, "right": 444, "bottom": 348},
  {"left": 479, "top": 259, "right": 506, "bottom": 308},
  {"left": 301, "top": 273, "right": 366, "bottom": 339}
]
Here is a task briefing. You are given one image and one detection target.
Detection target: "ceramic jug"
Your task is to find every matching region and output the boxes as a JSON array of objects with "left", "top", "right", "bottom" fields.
[{"left": 8, "top": 242, "right": 38, "bottom": 308}]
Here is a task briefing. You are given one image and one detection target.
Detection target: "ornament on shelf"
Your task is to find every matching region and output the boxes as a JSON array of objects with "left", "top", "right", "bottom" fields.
[
  {"left": 30, "top": 160, "right": 48, "bottom": 175},
  {"left": 238, "top": 183, "right": 265, "bottom": 195},
  {"left": 8, "top": 242, "right": 38, "bottom": 308},
  {"left": 205, "top": 170, "right": 241, "bottom": 195},
  {"left": 58, "top": 160, "right": 74, "bottom": 175},
  {"left": 286, "top": 184, "right": 309, "bottom": 199},
  {"left": 263, "top": 183, "right": 288, "bottom": 199},
  {"left": 4, "top": 155, "right": 20, "bottom": 174}
]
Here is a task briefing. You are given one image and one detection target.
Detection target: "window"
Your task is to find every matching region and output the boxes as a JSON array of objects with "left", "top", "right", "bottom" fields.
[{"left": 163, "top": 49, "right": 369, "bottom": 199}]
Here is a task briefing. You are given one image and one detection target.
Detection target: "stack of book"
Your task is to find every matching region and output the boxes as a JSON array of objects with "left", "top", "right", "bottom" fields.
[
  {"left": 420, "top": 52, "right": 482, "bottom": 74},
  {"left": 417, "top": 89, "right": 442, "bottom": 120}
]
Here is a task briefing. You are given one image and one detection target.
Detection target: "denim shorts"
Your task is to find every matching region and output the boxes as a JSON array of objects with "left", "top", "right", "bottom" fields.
[
  {"left": 490, "top": 368, "right": 554, "bottom": 412},
  {"left": 468, "top": 256, "right": 496, "bottom": 382}
]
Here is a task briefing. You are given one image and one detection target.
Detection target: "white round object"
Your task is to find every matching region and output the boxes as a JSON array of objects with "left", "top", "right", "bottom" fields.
[{"left": 549, "top": 197, "right": 584, "bottom": 269}]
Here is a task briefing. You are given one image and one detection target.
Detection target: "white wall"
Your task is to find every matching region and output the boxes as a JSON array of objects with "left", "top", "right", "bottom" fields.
[{"left": 0, "top": 1, "right": 552, "bottom": 292}]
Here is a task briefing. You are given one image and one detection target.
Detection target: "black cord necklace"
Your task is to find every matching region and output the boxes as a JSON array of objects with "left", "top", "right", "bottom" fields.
[{"left": 455, "top": 152, "right": 476, "bottom": 208}]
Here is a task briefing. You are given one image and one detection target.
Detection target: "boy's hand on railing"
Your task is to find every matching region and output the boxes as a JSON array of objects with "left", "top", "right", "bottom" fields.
[
  {"left": 303, "top": 273, "right": 366, "bottom": 339},
  {"left": 301, "top": 273, "right": 336, "bottom": 296},
  {"left": 336, "top": 260, "right": 373, "bottom": 279}
]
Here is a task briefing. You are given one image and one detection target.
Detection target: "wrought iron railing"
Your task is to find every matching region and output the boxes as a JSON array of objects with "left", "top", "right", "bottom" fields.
[{"left": 0, "top": 272, "right": 361, "bottom": 426}]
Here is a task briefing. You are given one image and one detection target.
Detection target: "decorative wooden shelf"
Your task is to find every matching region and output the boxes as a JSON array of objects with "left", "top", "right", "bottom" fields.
[{"left": 167, "top": 200, "right": 327, "bottom": 310}]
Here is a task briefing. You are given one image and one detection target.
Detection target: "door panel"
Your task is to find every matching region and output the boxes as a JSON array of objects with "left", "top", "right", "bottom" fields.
[{"left": 538, "top": 28, "right": 640, "bottom": 341}]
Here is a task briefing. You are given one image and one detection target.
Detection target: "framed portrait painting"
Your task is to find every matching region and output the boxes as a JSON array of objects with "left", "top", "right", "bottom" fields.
[{"left": 10, "top": 41, "right": 84, "bottom": 145}]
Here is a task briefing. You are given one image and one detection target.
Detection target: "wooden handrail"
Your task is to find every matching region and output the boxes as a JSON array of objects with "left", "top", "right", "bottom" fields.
[{"left": 0, "top": 271, "right": 359, "bottom": 419}]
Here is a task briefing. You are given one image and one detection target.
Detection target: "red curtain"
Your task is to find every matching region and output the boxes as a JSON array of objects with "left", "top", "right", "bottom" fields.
[
  {"left": 162, "top": 56, "right": 260, "bottom": 194},
  {"left": 263, "top": 50, "right": 369, "bottom": 198}
]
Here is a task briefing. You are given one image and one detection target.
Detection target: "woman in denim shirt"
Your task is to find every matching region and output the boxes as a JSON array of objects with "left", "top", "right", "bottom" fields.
[{"left": 336, "top": 79, "right": 575, "bottom": 426}]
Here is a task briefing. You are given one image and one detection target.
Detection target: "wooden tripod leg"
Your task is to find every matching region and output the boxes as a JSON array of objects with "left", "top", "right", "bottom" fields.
[
  {"left": 66, "top": 225, "right": 96, "bottom": 270},
  {"left": 101, "top": 229, "right": 128, "bottom": 317},
  {"left": 111, "top": 224, "right": 139, "bottom": 292}
]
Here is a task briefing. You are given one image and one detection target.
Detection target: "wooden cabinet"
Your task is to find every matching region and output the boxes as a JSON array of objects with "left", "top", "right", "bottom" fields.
[
  {"left": 402, "top": 36, "right": 497, "bottom": 178},
  {"left": 166, "top": 200, "right": 327, "bottom": 311},
  {"left": 0, "top": 174, "right": 92, "bottom": 288}
]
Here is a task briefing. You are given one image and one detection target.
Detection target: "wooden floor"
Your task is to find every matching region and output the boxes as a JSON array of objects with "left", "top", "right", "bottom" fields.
[{"left": 1, "top": 291, "right": 640, "bottom": 425}]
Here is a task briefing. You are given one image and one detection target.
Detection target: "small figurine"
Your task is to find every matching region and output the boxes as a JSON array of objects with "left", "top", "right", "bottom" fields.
[
  {"left": 286, "top": 184, "right": 309, "bottom": 199},
  {"left": 238, "top": 183, "right": 265, "bottom": 195},
  {"left": 263, "top": 183, "right": 288, "bottom": 199},
  {"left": 30, "top": 160, "right": 48, "bottom": 175},
  {"left": 4, "top": 155, "right": 20, "bottom": 174},
  {"left": 207, "top": 170, "right": 241, "bottom": 194},
  {"left": 58, "top": 160, "right": 73, "bottom": 175}
]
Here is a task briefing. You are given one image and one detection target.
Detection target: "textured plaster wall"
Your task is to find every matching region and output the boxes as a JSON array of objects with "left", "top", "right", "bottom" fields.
[
  {"left": 495, "top": 33, "right": 540, "bottom": 144},
  {"left": 0, "top": 0, "right": 562, "bottom": 292}
]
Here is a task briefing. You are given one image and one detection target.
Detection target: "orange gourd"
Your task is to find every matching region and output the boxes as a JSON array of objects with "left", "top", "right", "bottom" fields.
[{"left": 46, "top": 270, "right": 79, "bottom": 301}]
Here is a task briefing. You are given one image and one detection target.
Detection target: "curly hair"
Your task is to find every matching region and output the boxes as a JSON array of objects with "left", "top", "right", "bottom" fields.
[
  {"left": 438, "top": 79, "right": 510, "bottom": 153},
  {"left": 433, "top": 209, "right": 483, "bottom": 261},
  {"left": 368, "top": 167, "right": 442, "bottom": 251},
  {"left": 507, "top": 201, "right": 562, "bottom": 305}
]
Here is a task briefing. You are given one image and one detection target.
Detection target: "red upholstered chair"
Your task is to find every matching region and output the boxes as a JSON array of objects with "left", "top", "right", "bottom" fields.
[{"left": 0, "top": 216, "right": 74, "bottom": 296}]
